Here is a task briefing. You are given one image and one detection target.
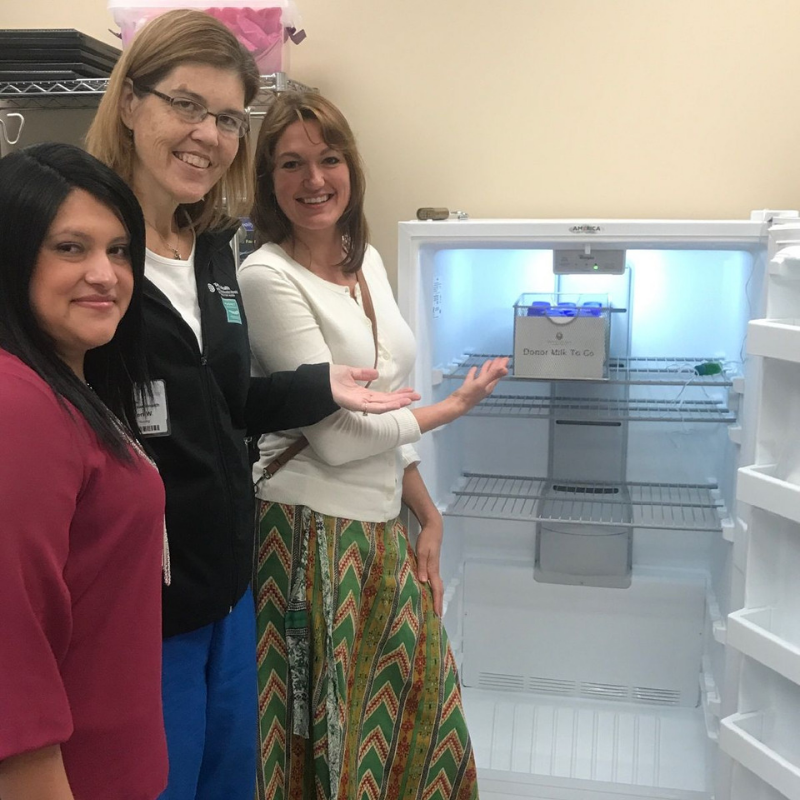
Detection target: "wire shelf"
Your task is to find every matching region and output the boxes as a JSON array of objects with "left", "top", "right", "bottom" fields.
[
  {"left": 444, "top": 353, "right": 734, "bottom": 387},
  {"left": 0, "top": 74, "right": 311, "bottom": 110},
  {"left": 468, "top": 394, "right": 736, "bottom": 423},
  {"left": 445, "top": 472, "right": 724, "bottom": 531}
]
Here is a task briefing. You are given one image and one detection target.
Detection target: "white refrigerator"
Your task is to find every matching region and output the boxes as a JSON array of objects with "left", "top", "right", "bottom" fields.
[{"left": 396, "top": 213, "right": 800, "bottom": 800}]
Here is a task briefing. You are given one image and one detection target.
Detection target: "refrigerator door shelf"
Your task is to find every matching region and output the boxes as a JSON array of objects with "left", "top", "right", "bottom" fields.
[
  {"left": 747, "top": 319, "right": 800, "bottom": 364},
  {"left": 727, "top": 608, "right": 800, "bottom": 687},
  {"left": 738, "top": 465, "right": 800, "bottom": 525},
  {"left": 720, "top": 712, "right": 800, "bottom": 800},
  {"left": 730, "top": 762, "right": 788, "bottom": 800}
]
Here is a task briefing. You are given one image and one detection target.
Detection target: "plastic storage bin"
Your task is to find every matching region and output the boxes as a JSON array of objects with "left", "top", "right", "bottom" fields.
[
  {"left": 535, "top": 482, "right": 633, "bottom": 589},
  {"left": 108, "top": 0, "right": 302, "bottom": 74},
  {"left": 513, "top": 292, "right": 610, "bottom": 380}
]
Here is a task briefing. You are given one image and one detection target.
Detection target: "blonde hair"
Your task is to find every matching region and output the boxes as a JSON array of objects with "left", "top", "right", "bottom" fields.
[
  {"left": 251, "top": 92, "right": 369, "bottom": 274},
  {"left": 86, "top": 9, "right": 260, "bottom": 233}
]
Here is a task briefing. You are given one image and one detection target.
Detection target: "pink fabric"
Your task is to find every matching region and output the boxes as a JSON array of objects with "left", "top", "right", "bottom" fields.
[{"left": 0, "top": 349, "right": 168, "bottom": 800}]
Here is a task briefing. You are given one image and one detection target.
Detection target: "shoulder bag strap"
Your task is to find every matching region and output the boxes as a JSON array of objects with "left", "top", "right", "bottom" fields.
[
  {"left": 261, "top": 268, "right": 378, "bottom": 480},
  {"left": 355, "top": 269, "right": 379, "bottom": 384}
]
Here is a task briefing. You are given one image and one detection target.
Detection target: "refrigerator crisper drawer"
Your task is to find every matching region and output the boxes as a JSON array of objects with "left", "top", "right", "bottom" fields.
[
  {"left": 461, "top": 561, "right": 704, "bottom": 707},
  {"left": 535, "top": 483, "right": 633, "bottom": 588}
]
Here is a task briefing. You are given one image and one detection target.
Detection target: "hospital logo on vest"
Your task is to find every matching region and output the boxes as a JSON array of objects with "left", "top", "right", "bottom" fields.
[
  {"left": 208, "top": 282, "right": 242, "bottom": 324},
  {"left": 220, "top": 298, "right": 242, "bottom": 324}
]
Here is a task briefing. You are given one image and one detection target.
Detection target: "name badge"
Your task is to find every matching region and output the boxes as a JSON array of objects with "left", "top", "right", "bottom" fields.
[{"left": 136, "top": 380, "right": 170, "bottom": 437}]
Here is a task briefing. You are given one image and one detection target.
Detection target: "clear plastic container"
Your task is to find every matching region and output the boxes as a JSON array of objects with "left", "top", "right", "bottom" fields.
[
  {"left": 513, "top": 292, "right": 610, "bottom": 380},
  {"left": 108, "top": 0, "right": 302, "bottom": 74}
]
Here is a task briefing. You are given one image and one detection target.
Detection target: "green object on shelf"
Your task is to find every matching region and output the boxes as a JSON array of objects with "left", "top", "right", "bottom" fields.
[{"left": 694, "top": 361, "right": 723, "bottom": 376}]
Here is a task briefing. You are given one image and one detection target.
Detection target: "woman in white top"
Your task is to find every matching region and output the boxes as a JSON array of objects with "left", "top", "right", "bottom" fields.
[{"left": 239, "top": 91, "right": 506, "bottom": 800}]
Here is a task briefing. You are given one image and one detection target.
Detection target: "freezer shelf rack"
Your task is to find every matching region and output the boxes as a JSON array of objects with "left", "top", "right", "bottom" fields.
[
  {"left": 445, "top": 472, "right": 725, "bottom": 532},
  {"left": 444, "top": 353, "right": 734, "bottom": 387},
  {"left": 468, "top": 394, "right": 736, "bottom": 423},
  {"left": 0, "top": 74, "right": 310, "bottom": 110}
]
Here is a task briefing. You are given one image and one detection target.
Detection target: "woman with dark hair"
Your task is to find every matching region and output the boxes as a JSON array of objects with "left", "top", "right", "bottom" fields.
[
  {"left": 240, "top": 91, "right": 506, "bottom": 800},
  {"left": 0, "top": 142, "right": 167, "bottom": 799},
  {"left": 85, "top": 11, "right": 416, "bottom": 799}
]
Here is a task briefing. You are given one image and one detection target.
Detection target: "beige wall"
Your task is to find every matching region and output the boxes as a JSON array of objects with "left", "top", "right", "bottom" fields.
[{"left": 5, "top": 1, "right": 800, "bottom": 282}]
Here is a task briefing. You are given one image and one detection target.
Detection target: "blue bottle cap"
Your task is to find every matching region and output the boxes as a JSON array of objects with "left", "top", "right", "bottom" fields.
[
  {"left": 579, "top": 301, "right": 603, "bottom": 317},
  {"left": 551, "top": 302, "right": 577, "bottom": 317},
  {"left": 527, "top": 301, "right": 551, "bottom": 316}
]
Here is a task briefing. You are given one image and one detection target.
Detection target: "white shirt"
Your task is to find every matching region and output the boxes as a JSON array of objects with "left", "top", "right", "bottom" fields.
[
  {"left": 145, "top": 239, "right": 201, "bottom": 349},
  {"left": 238, "top": 243, "right": 421, "bottom": 522}
]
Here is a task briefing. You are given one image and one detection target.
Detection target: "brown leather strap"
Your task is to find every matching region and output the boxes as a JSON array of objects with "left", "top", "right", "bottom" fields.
[
  {"left": 262, "top": 268, "right": 378, "bottom": 480},
  {"left": 356, "top": 269, "right": 379, "bottom": 380},
  {"left": 262, "top": 434, "right": 309, "bottom": 478}
]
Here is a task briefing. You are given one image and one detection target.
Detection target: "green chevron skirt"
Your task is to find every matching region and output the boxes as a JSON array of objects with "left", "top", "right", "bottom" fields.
[{"left": 255, "top": 501, "right": 479, "bottom": 800}]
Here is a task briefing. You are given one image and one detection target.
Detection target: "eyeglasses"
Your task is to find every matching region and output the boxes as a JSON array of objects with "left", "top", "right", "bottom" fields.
[{"left": 136, "top": 84, "right": 250, "bottom": 138}]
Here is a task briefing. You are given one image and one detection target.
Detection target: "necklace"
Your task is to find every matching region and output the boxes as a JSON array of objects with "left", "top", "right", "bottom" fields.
[{"left": 145, "top": 219, "right": 183, "bottom": 260}]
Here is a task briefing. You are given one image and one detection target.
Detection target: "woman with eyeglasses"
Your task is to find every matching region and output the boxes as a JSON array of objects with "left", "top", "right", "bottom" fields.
[{"left": 86, "top": 11, "right": 417, "bottom": 800}]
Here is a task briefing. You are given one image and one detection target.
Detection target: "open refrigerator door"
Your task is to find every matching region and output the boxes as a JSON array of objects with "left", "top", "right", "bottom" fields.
[
  {"left": 719, "top": 221, "right": 800, "bottom": 800},
  {"left": 397, "top": 213, "right": 798, "bottom": 800}
]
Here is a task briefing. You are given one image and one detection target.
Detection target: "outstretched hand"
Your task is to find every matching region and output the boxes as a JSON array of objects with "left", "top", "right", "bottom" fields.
[
  {"left": 330, "top": 365, "right": 421, "bottom": 414},
  {"left": 450, "top": 356, "right": 509, "bottom": 414}
]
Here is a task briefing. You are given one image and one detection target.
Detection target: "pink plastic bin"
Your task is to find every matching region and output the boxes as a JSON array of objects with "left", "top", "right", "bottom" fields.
[{"left": 108, "top": 0, "right": 301, "bottom": 74}]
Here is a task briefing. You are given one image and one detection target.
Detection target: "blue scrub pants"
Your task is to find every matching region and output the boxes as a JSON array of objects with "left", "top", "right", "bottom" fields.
[{"left": 158, "top": 590, "right": 256, "bottom": 800}]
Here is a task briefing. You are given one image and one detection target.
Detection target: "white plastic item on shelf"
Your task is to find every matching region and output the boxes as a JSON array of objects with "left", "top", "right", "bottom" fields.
[
  {"left": 747, "top": 319, "right": 800, "bottom": 364},
  {"left": 108, "top": 0, "right": 302, "bottom": 73}
]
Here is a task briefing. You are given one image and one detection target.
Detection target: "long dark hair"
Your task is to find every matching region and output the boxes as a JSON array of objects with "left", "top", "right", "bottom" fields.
[
  {"left": 0, "top": 143, "right": 149, "bottom": 461},
  {"left": 251, "top": 92, "right": 369, "bottom": 274}
]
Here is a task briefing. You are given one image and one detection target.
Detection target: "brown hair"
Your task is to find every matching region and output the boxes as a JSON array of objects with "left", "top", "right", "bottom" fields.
[
  {"left": 251, "top": 92, "right": 369, "bottom": 273},
  {"left": 86, "top": 9, "right": 260, "bottom": 233}
]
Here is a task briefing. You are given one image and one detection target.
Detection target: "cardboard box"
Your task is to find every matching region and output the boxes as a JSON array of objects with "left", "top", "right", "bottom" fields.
[{"left": 513, "top": 293, "right": 609, "bottom": 380}]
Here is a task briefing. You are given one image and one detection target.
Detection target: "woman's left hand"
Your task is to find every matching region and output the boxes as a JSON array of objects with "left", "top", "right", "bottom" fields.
[
  {"left": 416, "top": 517, "right": 444, "bottom": 617},
  {"left": 330, "top": 365, "right": 420, "bottom": 413}
]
